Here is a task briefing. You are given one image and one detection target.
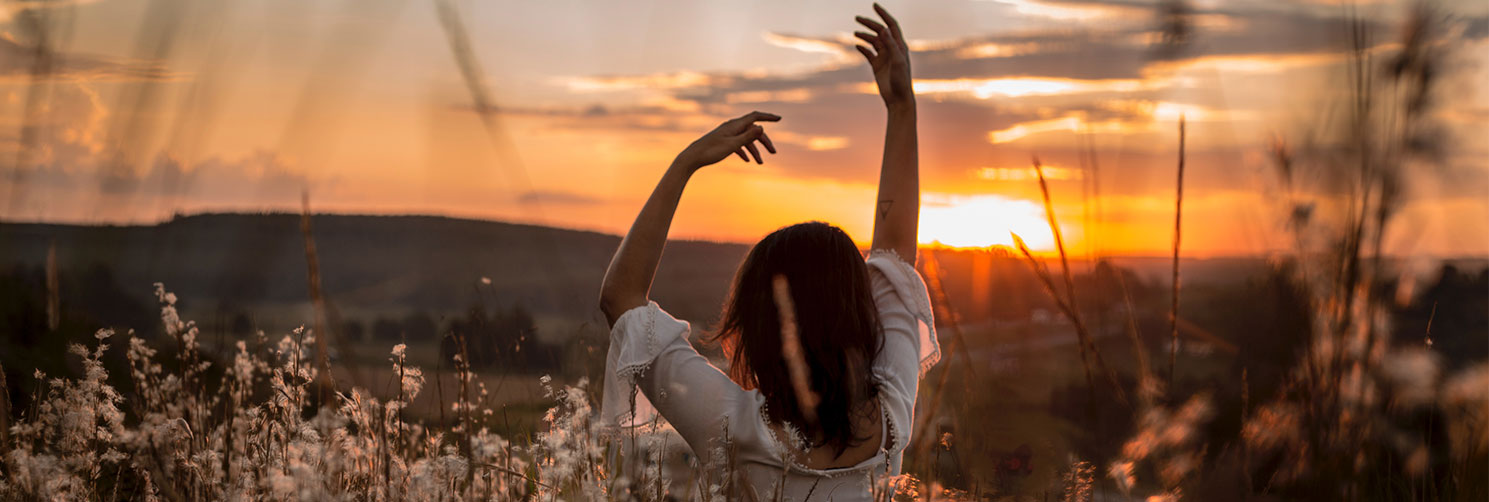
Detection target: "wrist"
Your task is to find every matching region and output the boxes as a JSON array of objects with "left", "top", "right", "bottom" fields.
[{"left": 666, "top": 158, "right": 699, "bottom": 180}]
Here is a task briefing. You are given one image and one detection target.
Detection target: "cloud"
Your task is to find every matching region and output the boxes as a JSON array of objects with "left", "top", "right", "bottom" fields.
[
  {"left": 474, "top": 102, "right": 716, "bottom": 135},
  {"left": 907, "top": 77, "right": 1156, "bottom": 99},
  {"left": 977, "top": 165, "right": 1084, "bottom": 181},
  {"left": 0, "top": 82, "right": 318, "bottom": 220},
  {"left": 561, "top": 0, "right": 1481, "bottom": 110},
  {"left": 0, "top": 33, "right": 175, "bottom": 82},
  {"left": 0, "top": 0, "right": 101, "bottom": 23},
  {"left": 517, "top": 190, "right": 603, "bottom": 206},
  {"left": 527, "top": 1, "right": 1487, "bottom": 203},
  {"left": 981, "top": 0, "right": 1148, "bottom": 21},
  {"left": 561, "top": 71, "right": 717, "bottom": 93},
  {"left": 0, "top": 82, "right": 109, "bottom": 170},
  {"left": 3, "top": 149, "right": 320, "bottom": 222},
  {"left": 762, "top": 31, "right": 858, "bottom": 62}
]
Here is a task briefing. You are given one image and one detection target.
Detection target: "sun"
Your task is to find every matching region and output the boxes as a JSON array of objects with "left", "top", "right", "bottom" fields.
[{"left": 917, "top": 194, "right": 1057, "bottom": 250}]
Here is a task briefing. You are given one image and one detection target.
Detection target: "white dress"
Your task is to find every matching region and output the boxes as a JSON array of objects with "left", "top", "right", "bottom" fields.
[{"left": 601, "top": 250, "right": 940, "bottom": 501}]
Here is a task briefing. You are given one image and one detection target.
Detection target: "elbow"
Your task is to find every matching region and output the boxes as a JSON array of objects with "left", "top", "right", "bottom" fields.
[
  {"left": 598, "top": 290, "right": 620, "bottom": 324},
  {"left": 598, "top": 285, "right": 639, "bottom": 327},
  {"left": 598, "top": 284, "right": 620, "bottom": 321}
]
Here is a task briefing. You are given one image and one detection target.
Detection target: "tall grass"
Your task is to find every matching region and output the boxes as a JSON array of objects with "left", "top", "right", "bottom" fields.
[
  {"left": 1169, "top": 116, "right": 1185, "bottom": 387},
  {"left": 1012, "top": 158, "right": 1128, "bottom": 409},
  {"left": 0, "top": 283, "right": 569, "bottom": 500},
  {"left": 1231, "top": 6, "right": 1488, "bottom": 499},
  {"left": 0, "top": 284, "right": 951, "bottom": 501}
]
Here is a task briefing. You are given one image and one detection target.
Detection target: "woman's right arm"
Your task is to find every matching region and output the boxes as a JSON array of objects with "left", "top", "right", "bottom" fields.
[
  {"left": 856, "top": 4, "right": 919, "bottom": 263},
  {"left": 598, "top": 112, "right": 779, "bottom": 327}
]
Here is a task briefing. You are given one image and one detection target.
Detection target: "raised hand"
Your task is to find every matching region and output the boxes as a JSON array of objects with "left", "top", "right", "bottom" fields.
[
  {"left": 675, "top": 111, "right": 780, "bottom": 170},
  {"left": 855, "top": 4, "right": 913, "bottom": 109}
]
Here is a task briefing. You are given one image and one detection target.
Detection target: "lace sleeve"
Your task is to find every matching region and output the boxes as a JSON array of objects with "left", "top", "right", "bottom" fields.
[
  {"left": 600, "top": 301, "right": 757, "bottom": 460},
  {"left": 600, "top": 301, "right": 690, "bottom": 429},
  {"left": 865, "top": 249, "right": 940, "bottom": 377}
]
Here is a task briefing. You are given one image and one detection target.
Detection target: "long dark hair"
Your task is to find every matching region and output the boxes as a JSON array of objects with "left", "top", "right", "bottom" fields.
[{"left": 713, "top": 221, "right": 884, "bottom": 456}]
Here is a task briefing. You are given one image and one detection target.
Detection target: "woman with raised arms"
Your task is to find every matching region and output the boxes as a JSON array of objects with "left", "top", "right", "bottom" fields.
[{"left": 598, "top": 4, "right": 938, "bottom": 499}]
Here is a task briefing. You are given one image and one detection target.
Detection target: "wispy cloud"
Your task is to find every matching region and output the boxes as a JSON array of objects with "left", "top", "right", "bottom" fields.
[
  {"left": 762, "top": 32, "right": 858, "bottom": 63},
  {"left": 561, "top": 71, "right": 718, "bottom": 93},
  {"left": 0, "top": 33, "right": 176, "bottom": 82},
  {"left": 517, "top": 190, "right": 604, "bottom": 206},
  {"left": 981, "top": 0, "right": 1146, "bottom": 21}
]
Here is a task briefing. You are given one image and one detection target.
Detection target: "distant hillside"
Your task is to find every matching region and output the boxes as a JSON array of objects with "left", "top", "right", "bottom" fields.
[
  {"left": 2, "top": 213, "right": 1482, "bottom": 367},
  {"left": 0, "top": 213, "right": 750, "bottom": 334}
]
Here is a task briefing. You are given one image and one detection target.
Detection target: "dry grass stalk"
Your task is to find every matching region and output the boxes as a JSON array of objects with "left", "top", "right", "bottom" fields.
[
  {"left": 1032, "top": 158, "right": 1078, "bottom": 310},
  {"left": 1011, "top": 234, "right": 1128, "bottom": 411},
  {"left": 1017, "top": 159, "right": 1129, "bottom": 408},
  {"left": 299, "top": 191, "right": 338, "bottom": 401},
  {"left": 1115, "top": 271, "right": 1158, "bottom": 406},
  {"left": 921, "top": 250, "right": 978, "bottom": 381},
  {"left": 770, "top": 275, "right": 820, "bottom": 425},
  {"left": 908, "top": 251, "right": 980, "bottom": 459},
  {"left": 45, "top": 240, "right": 58, "bottom": 331},
  {"left": 0, "top": 360, "right": 8, "bottom": 455},
  {"left": 1169, "top": 116, "right": 1186, "bottom": 386}
]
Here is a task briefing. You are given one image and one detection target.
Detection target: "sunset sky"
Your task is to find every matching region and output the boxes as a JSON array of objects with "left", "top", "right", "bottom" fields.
[{"left": 2, "top": 0, "right": 1487, "bottom": 256}]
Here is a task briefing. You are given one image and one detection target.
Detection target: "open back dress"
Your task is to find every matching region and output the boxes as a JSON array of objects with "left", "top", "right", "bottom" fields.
[{"left": 601, "top": 250, "right": 939, "bottom": 501}]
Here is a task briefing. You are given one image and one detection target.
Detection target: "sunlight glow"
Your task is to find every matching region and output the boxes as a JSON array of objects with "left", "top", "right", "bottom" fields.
[
  {"left": 806, "top": 136, "right": 849, "bottom": 151},
  {"left": 564, "top": 71, "right": 713, "bottom": 92},
  {"left": 988, "top": 116, "right": 1081, "bottom": 143},
  {"left": 986, "top": 114, "right": 1132, "bottom": 143},
  {"left": 907, "top": 77, "right": 1150, "bottom": 99},
  {"left": 978, "top": 165, "right": 1083, "bottom": 181},
  {"left": 918, "top": 194, "right": 1056, "bottom": 250},
  {"left": 725, "top": 88, "right": 813, "bottom": 104},
  {"left": 955, "top": 42, "right": 1044, "bottom": 59},
  {"left": 985, "top": 0, "right": 1123, "bottom": 20}
]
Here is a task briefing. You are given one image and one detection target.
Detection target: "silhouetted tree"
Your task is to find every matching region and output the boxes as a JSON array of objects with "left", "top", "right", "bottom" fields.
[
  {"left": 372, "top": 317, "right": 402, "bottom": 341},
  {"left": 230, "top": 312, "right": 253, "bottom": 337},
  {"left": 402, "top": 311, "right": 437, "bottom": 342},
  {"left": 341, "top": 319, "right": 365, "bottom": 342},
  {"left": 442, "top": 303, "right": 557, "bottom": 371}
]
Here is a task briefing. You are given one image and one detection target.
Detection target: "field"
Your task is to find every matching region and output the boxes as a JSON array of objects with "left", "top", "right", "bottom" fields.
[
  {"left": 1, "top": 213, "right": 1485, "bottom": 500},
  {"left": 2, "top": 0, "right": 1487, "bottom": 500}
]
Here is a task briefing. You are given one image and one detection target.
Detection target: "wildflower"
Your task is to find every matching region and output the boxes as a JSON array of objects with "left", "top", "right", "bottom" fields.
[{"left": 1381, "top": 347, "right": 1441, "bottom": 408}]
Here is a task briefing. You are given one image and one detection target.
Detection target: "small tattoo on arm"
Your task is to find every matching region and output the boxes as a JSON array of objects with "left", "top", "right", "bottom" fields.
[{"left": 877, "top": 200, "right": 894, "bottom": 220}]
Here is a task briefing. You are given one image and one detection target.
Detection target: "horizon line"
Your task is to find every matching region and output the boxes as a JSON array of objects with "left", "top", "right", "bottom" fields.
[{"left": 4, "top": 210, "right": 1487, "bottom": 262}]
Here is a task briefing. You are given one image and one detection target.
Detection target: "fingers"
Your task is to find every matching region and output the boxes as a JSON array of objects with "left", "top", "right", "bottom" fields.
[
  {"left": 726, "top": 111, "right": 782, "bottom": 135},
  {"left": 855, "top": 15, "right": 891, "bottom": 43},
  {"left": 733, "top": 124, "right": 775, "bottom": 164},
  {"left": 873, "top": 3, "right": 905, "bottom": 46},
  {"left": 855, "top": 44, "right": 876, "bottom": 62},
  {"left": 735, "top": 149, "right": 749, "bottom": 162},
  {"left": 744, "top": 141, "right": 763, "bottom": 164},
  {"left": 854, "top": 31, "right": 884, "bottom": 52},
  {"left": 741, "top": 110, "right": 781, "bottom": 123}
]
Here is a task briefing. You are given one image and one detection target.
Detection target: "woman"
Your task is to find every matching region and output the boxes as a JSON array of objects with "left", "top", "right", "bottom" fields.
[{"left": 598, "top": 4, "right": 937, "bottom": 499}]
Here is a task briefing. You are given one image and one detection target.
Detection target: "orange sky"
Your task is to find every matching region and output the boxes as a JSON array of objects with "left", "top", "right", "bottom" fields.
[{"left": 1, "top": 0, "right": 1487, "bottom": 257}]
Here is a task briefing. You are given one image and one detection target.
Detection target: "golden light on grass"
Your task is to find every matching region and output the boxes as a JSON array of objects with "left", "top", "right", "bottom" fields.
[{"left": 917, "top": 193, "right": 1057, "bottom": 249}]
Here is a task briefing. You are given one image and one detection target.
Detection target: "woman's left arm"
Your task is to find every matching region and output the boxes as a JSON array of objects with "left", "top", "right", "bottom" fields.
[{"left": 599, "top": 111, "right": 780, "bottom": 327}]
